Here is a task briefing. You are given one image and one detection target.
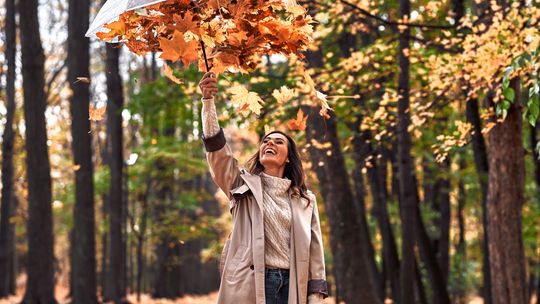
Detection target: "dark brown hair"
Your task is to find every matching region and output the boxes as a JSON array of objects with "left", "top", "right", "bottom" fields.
[{"left": 246, "top": 131, "right": 310, "bottom": 204}]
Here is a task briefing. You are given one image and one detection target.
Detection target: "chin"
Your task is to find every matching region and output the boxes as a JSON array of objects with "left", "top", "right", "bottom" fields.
[{"left": 260, "top": 158, "right": 284, "bottom": 168}]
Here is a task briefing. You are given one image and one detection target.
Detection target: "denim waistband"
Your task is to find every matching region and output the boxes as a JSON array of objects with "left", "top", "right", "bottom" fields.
[{"left": 265, "top": 267, "right": 290, "bottom": 275}]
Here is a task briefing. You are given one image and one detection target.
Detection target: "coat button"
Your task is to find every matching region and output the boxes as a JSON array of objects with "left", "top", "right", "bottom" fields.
[{"left": 250, "top": 264, "right": 254, "bottom": 270}]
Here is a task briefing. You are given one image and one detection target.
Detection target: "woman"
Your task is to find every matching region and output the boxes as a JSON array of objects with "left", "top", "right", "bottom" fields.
[{"left": 199, "top": 71, "right": 328, "bottom": 304}]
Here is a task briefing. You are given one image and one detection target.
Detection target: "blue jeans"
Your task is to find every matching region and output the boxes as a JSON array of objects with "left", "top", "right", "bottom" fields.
[{"left": 265, "top": 268, "right": 289, "bottom": 304}]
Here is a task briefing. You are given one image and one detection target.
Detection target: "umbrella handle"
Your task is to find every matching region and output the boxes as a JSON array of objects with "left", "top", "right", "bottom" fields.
[{"left": 200, "top": 40, "right": 211, "bottom": 72}]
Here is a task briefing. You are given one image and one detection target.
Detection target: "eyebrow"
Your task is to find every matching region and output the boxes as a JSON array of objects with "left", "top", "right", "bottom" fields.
[{"left": 263, "top": 137, "right": 286, "bottom": 142}]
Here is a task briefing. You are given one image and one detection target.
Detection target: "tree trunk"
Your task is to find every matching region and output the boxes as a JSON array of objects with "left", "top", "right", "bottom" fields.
[
  {"left": 415, "top": 204, "right": 451, "bottom": 304},
  {"left": 105, "top": 44, "right": 126, "bottom": 303},
  {"left": 305, "top": 106, "right": 382, "bottom": 304},
  {"left": 437, "top": 160, "right": 451, "bottom": 283},
  {"left": 365, "top": 147, "right": 401, "bottom": 304},
  {"left": 0, "top": 0, "right": 17, "bottom": 296},
  {"left": 486, "top": 78, "right": 527, "bottom": 304},
  {"left": 18, "top": 0, "right": 57, "bottom": 302},
  {"left": 396, "top": 0, "right": 417, "bottom": 303},
  {"left": 349, "top": 136, "right": 383, "bottom": 298},
  {"left": 68, "top": 0, "right": 97, "bottom": 301},
  {"left": 466, "top": 98, "right": 492, "bottom": 303}
]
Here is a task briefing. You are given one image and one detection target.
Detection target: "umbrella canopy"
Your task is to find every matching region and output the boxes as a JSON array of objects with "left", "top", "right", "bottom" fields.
[{"left": 86, "top": 0, "right": 166, "bottom": 38}]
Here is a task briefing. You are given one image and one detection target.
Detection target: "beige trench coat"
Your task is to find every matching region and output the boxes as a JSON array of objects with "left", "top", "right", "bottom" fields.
[{"left": 202, "top": 129, "right": 328, "bottom": 304}]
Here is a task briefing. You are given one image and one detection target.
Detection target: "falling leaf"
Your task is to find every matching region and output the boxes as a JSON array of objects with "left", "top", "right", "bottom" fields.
[
  {"left": 287, "top": 109, "right": 308, "bottom": 131},
  {"left": 228, "top": 85, "right": 264, "bottom": 115},
  {"left": 159, "top": 30, "right": 199, "bottom": 67},
  {"left": 75, "top": 77, "right": 90, "bottom": 84},
  {"left": 89, "top": 105, "right": 106, "bottom": 121},
  {"left": 161, "top": 63, "right": 183, "bottom": 84},
  {"left": 73, "top": 164, "right": 81, "bottom": 171},
  {"left": 299, "top": 65, "right": 332, "bottom": 118},
  {"left": 272, "top": 86, "right": 296, "bottom": 104}
]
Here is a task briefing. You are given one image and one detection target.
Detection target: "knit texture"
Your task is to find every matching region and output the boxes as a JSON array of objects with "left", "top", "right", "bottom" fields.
[
  {"left": 260, "top": 172, "right": 292, "bottom": 269},
  {"left": 201, "top": 97, "right": 221, "bottom": 137}
]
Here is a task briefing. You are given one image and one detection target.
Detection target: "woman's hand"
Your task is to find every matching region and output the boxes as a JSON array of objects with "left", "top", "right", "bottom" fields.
[{"left": 198, "top": 71, "right": 218, "bottom": 99}]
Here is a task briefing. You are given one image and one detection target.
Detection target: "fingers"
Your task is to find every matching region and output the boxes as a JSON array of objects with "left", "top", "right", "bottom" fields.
[
  {"left": 199, "top": 77, "right": 217, "bottom": 87},
  {"left": 200, "top": 72, "right": 218, "bottom": 98},
  {"left": 201, "top": 71, "right": 216, "bottom": 81}
]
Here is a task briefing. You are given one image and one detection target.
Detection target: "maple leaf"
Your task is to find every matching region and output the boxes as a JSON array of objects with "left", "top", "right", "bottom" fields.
[
  {"left": 288, "top": 109, "right": 308, "bottom": 131},
  {"left": 272, "top": 86, "right": 296, "bottom": 104},
  {"left": 96, "top": 19, "right": 125, "bottom": 41},
  {"left": 159, "top": 30, "right": 199, "bottom": 67},
  {"left": 161, "top": 63, "right": 183, "bottom": 84},
  {"left": 228, "top": 85, "right": 264, "bottom": 115},
  {"left": 89, "top": 105, "right": 106, "bottom": 121},
  {"left": 173, "top": 12, "right": 201, "bottom": 35},
  {"left": 228, "top": 30, "right": 249, "bottom": 46}
]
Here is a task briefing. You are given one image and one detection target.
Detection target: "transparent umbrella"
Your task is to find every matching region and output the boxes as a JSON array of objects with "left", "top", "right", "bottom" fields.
[{"left": 85, "top": 0, "right": 167, "bottom": 38}]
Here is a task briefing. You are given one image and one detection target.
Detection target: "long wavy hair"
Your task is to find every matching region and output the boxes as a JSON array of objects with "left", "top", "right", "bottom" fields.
[{"left": 246, "top": 131, "right": 310, "bottom": 204}]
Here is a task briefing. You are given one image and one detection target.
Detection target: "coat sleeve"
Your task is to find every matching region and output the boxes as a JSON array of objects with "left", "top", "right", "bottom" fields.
[
  {"left": 202, "top": 128, "right": 243, "bottom": 201},
  {"left": 307, "top": 191, "right": 329, "bottom": 298}
]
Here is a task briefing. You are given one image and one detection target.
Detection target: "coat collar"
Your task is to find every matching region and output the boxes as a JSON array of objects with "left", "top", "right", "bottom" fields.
[{"left": 234, "top": 169, "right": 313, "bottom": 222}]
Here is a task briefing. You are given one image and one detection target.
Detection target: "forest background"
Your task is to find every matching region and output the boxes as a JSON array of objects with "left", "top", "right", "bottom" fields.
[{"left": 0, "top": 0, "right": 539, "bottom": 303}]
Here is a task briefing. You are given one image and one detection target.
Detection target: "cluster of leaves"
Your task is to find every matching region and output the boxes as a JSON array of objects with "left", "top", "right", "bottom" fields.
[
  {"left": 97, "top": 0, "right": 314, "bottom": 74},
  {"left": 427, "top": 3, "right": 540, "bottom": 124}
]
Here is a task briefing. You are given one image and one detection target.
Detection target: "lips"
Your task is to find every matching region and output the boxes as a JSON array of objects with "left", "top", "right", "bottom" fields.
[{"left": 264, "top": 147, "right": 277, "bottom": 155}]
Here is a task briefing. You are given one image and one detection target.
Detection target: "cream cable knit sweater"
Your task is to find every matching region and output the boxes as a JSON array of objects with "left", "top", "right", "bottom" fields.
[{"left": 201, "top": 97, "right": 324, "bottom": 303}]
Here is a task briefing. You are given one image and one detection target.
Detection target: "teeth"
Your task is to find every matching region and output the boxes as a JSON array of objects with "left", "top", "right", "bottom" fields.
[{"left": 265, "top": 148, "right": 276, "bottom": 155}]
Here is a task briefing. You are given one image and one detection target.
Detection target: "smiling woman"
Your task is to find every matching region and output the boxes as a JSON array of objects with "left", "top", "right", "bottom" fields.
[{"left": 198, "top": 72, "right": 328, "bottom": 304}]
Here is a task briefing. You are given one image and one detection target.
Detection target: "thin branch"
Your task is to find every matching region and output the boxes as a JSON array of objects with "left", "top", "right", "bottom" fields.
[
  {"left": 338, "top": 0, "right": 457, "bottom": 30},
  {"left": 45, "top": 59, "right": 67, "bottom": 99}
]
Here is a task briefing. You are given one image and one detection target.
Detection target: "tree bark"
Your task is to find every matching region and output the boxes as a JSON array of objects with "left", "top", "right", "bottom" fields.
[
  {"left": 105, "top": 44, "right": 126, "bottom": 303},
  {"left": 466, "top": 98, "right": 492, "bottom": 304},
  {"left": 305, "top": 106, "right": 382, "bottom": 304},
  {"left": 396, "top": 0, "right": 417, "bottom": 303},
  {"left": 18, "top": 0, "right": 57, "bottom": 302},
  {"left": 363, "top": 145, "right": 401, "bottom": 304},
  {"left": 68, "top": 0, "right": 97, "bottom": 301},
  {"left": 486, "top": 78, "right": 527, "bottom": 304},
  {"left": 0, "top": 0, "right": 17, "bottom": 296}
]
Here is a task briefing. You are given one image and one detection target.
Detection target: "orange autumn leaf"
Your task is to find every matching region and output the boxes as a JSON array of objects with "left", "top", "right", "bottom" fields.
[
  {"left": 93, "top": 0, "right": 313, "bottom": 74},
  {"left": 287, "top": 109, "right": 308, "bottom": 131},
  {"left": 159, "top": 30, "right": 199, "bottom": 67},
  {"left": 96, "top": 19, "right": 125, "bottom": 41},
  {"left": 161, "top": 63, "right": 183, "bottom": 84},
  {"left": 89, "top": 105, "right": 106, "bottom": 121},
  {"left": 173, "top": 12, "right": 200, "bottom": 35}
]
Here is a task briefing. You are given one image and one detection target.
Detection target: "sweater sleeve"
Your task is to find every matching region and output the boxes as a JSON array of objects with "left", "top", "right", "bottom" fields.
[{"left": 201, "top": 97, "right": 221, "bottom": 138}]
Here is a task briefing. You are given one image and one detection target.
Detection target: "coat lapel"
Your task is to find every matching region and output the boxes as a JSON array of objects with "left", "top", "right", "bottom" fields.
[{"left": 238, "top": 169, "right": 264, "bottom": 217}]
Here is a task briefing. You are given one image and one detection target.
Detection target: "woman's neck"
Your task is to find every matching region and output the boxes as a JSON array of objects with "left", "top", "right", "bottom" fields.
[{"left": 263, "top": 166, "right": 285, "bottom": 178}]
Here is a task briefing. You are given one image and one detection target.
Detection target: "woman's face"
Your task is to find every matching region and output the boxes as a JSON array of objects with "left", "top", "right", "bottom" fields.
[{"left": 259, "top": 133, "right": 289, "bottom": 168}]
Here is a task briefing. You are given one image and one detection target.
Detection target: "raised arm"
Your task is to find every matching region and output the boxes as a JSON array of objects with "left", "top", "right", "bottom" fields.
[{"left": 199, "top": 72, "right": 242, "bottom": 200}]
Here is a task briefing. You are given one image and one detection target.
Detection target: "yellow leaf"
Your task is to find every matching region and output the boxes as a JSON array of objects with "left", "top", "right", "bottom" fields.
[
  {"left": 228, "top": 85, "right": 264, "bottom": 115},
  {"left": 272, "top": 86, "right": 296, "bottom": 104},
  {"left": 73, "top": 164, "right": 81, "bottom": 171}
]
